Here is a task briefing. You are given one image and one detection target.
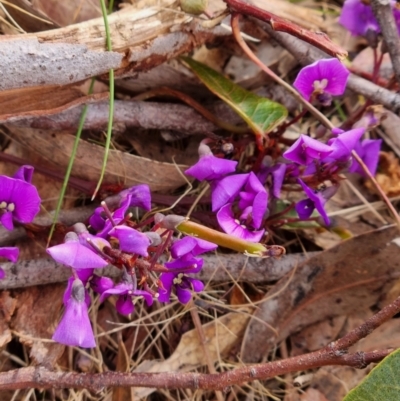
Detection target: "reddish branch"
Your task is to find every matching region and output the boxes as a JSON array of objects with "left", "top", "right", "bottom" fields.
[
  {"left": 1, "top": 295, "right": 400, "bottom": 391},
  {"left": 223, "top": 0, "right": 347, "bottom": 59}
]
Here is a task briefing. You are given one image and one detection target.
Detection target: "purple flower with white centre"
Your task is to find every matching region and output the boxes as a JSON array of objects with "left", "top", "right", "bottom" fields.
[
  {"left": 13, "top": 165, "right": 34, "bottom": 183},
  {"left": 63, "top": 275, "right": 91, "bottom": 307},
  {"left": 339, "top": 0, "right": 380, "bottom": 36},
  {"left": 0, "top": 174, "right": 41, "bottom": 231},
  {"left": 283, "top": 134, "right": 333, "bottom": 166},
  {"left": 296, "top": 179, "right": 338, "bottom": 226},
  {"left": 158, "top": 261, "right": 204, "bottom": 304},
  {"left": 0, "top": 247, "right": 19, "bottom": 280},
  {"left": 217, "top": 203, "right": 265, "bottom": 242},
  {"left": 326, "top": 127, "right": 365, "bottom": 161},
  {"left": 211, "top": 174, "right": 249, "bottom": 212},
  {"left": 52, "top": 278, "right": 96, "bottom": 348},
  {"left": 185, "top": 142, "right": 237, "bottom": 182},
  {"left": 109, "top": 226, "right": 150, "bottom": 257},
  {"left": 293, "top": 59, "right": 349, "bottom": 105},
  {"left": 100, "top": 275, "right": 153, "bottom": 315},
  {"left": 47, "top": 232, "right": 108, "bottom": 270},
  {"left": 349, "top": 138, "right": 382, "bottom": 176}
]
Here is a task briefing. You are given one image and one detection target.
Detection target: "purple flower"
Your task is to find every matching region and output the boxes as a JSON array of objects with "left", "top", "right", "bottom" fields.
[
  {"left": 296, "top": 179, "right": 338, "bottom": 226},
  {"left": 339, "top": 0, "right": 380, "bottom": 36},
  {"left": 349, "top": 138, "right": 382, "bottom": 176},
  {"left": 326, "top": 127, "right": 365, "bottom": 161},
  {"left": 63, "top": 275, "right": 91, "bottom": 306},
  {"left": 185, "top": 143, "right": 237, "bottom": 181},
  {"left": 217, "top": 203, "right": 265, "bottom": 242},
  {"left": 0, "top": 175, "right": 41, "bottom": 231},
  {"left": 109, "top": 226, "right": 150, "bottom": 257},
  {"left": 158, "top": 263, "right": 204, "bottom": 304},
  {"left": 0, "top": 247, "right": 19, "bottom": 280},
  {"left": 283, "top": 135, "right": 333, "bottom": 165},
  {"left": 47, "top": 232, "right": 108, "bottom": 270},
  {"left": 100, "top": 276, "right": 153, "bottom": 315},
  {"left": 52, "top": 278, "right": 96, "bottom": 348},
  {"left": 293, "top": 59, "right": 349, "bottom": 105}
]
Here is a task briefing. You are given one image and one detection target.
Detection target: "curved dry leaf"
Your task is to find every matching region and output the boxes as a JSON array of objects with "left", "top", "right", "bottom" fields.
[
  {"left": 11, "top": 128, "right": 189, "bottom": 192},
  {"left": 241, "top": 225, "right": 400, "bottom": 362}
]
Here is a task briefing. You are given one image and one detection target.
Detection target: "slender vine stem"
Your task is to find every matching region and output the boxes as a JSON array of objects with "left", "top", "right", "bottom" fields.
[{"left": 92, "top": 0, "right": 115, "bottom": 200}]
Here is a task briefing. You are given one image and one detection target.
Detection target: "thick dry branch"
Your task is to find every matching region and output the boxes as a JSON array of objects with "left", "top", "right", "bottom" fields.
[
  {"left": 371, "top": 0, "right": 400, "bottom": 86},
  {"left": 260, "top": 24, "right": 400, "bottom": 113},
  {"left": 0, "top": 252, "right": 314, "bottom": 290},
  {"left": 5, "top": 100, "right": 234, "bottom": 134},
  {"left": 0, "top": 1, "right": 229, "bottom": 90}
]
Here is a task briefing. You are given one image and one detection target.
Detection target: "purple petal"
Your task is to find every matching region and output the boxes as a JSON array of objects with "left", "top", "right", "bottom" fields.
[
  {"left": 133, "top": 290, "right": 154, "bottom": 306},
  {"left": 170, "top": 236, "right": 217, "bottom": 259},
  {"left": 176, "top": 286, "right": 193, "bottom": 304},
  {"left": 251, "top": 191, "right": 268, "bottom": 229},
  {"left": 119, "top": 184, "right": 152, "bottom": 211},
  {"left": 165, "top": 257, "right": 204, "bottom": 273},
  {"left": 13, "top": 165, "right": 34, "bottom": 183},
  {"left": 283, "top": 135, "right": 332, "bottom": 165},
  {"left": 0, "top": 247, "right": 19, "bottom": 263},
  {"left": 350, "top": 139, "right": 382, "bottom": 176},
  {"left": 211, "top": 174, "right": 249, "bottom": 212},
  {"left": 52, "top": 295, "right": 95, "bottom": 348},
  {"left": 327, "top": 127, "right": 365, "bottom": 160},
  {"left": 295, "top": 198, "right": 315, "bottom": 220},
  {"left": 0, "top": 212, "right": 14, "bottom": 231},
  {"left": 116, "top": 295, "right": 135, "bottom": 315},
  {"left": 190, "top": 278, "right": 205, "bottom": 293},
  {"left": 217, "top": 204, "right": 264, "bottom": 242},
  {"left": 158, "top": 273, "right": 174, "bottom": 302},
  {"left": 185, "top": 154, "right": 237, "bottom": 182},
  {"left": 109, "top": 226, "right": 150, "bottom": 257},
  {"left": 91, "top": 276, "right": 114, "bottom": 294},
  {"left": 47, "top": 242, "right": 108, "bottom": 269}
]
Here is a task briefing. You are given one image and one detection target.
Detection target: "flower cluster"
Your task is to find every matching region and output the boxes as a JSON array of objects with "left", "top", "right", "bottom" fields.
[
  {"left": 46, "top": 185, "right": 219, "bottom": 348},
  {"left": 0, "top": 166, "right": 41, "bottom": 279}
]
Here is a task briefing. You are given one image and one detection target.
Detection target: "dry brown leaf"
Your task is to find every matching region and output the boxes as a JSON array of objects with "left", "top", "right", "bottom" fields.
[
  {"left": 12, "top": 284, "right": 65, "bottom": 366},
  {"left": 241, "top": 225, "right": 400, "bottom": 362},
  {"left": 0, "top": 292, "right": 17, "bottom": 347},
  {"left": 132, "top": 307, "right": 252, "bottom": 399},
  {"left": 290, "top": 316, "right": 347, "bottom": 356},
  {"left": 368, "top": 152, "right": 400, "bottom": 197},
  {"left": 10, "top": 128, "right": 189, "bottom": 192}
]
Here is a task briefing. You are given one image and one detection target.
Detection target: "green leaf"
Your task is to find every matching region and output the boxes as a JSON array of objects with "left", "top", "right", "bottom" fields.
[
  {"left": 182, "top": 57, "right": 287, "bottom": 145},
  {"left": 343, "top": 348, "right": 400, "bottom": 401}
]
